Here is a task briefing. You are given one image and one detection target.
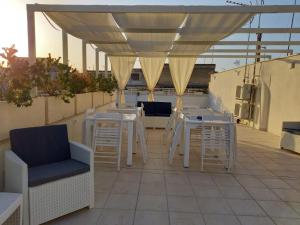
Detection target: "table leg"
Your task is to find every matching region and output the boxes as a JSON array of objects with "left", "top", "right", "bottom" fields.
[
  {"left": 127, "top": 121, "right": 133, "bottom": 166},
  {"left": 183, "top": 124, "right": 191, "bottom": 168}
]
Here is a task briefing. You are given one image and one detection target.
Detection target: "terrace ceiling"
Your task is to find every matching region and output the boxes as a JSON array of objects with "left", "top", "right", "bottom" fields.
[{"left": 45, "top": 10, "right": 253, "bottom": 57}]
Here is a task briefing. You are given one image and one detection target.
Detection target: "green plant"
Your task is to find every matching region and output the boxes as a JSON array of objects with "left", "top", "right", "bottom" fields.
[
  {"left": 30, "top": 54, "right": 75, "bottom": 103},
  {"left": 0, "top": 45, "right": 33, "bottom": 107},
  {"left": 98, "top": 76, "right": 118, "bottom": 95}
]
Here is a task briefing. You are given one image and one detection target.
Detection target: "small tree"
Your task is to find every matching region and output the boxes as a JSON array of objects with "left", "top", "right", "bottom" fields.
[{"left": 0, "top": 45, "right": 33, "bottom": 107}]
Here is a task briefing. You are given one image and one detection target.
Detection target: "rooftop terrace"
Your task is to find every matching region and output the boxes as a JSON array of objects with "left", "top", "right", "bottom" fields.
[{"left": 43, "top": 116, "right": 300, "bottom": 225}]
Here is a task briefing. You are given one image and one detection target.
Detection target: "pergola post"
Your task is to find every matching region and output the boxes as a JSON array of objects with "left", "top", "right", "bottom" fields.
[
  {"left": 27, "top": 5, "right": 36, "bottom": 64},
  {"left": 104, "top": 53, "right": 108, "bottom": 78},
  {"left": 82, "top": 40, "right": 87, "bottom": 73},
  {"left": 62, "top": 30, "right": 68, "bottom": 64},
  {"left": 95, "top": 48, "right": 100, "bottom": 78}
]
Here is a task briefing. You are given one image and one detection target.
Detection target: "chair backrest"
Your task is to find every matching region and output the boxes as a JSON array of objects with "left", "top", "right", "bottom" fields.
[
  {"left": 93, "top": 115, "right": 123, "bottom": 148},
  {"left": 95, "top": 112, "right": 122, "bottom": 120},
  {"left": 85, "top": 108, "right": 95, "bottom": 117},
  {"left": 10, "top": 125, "right": 70, "bottom": 168},
  {"left": 202, "top": 114, "right": 232, "bottom": 122}
]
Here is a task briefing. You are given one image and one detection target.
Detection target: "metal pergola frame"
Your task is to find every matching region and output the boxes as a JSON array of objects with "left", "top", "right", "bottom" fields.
[{"left": 26, "top": 4, "right": 300, "bottom": 72}]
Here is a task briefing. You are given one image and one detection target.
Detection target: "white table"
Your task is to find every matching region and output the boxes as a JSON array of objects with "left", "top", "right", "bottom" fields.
[
  {"left": 0, "top": 193, "right": 22, "bottom": 225},
  {"left": 83, "top": 113, "right": 137, "bottom": 166},
  {"left": 183, "top": 117, "right": 236, "bottom": 168}
]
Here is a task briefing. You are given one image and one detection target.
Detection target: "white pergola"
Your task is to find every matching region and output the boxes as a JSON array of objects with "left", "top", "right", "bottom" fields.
[
  {"left": 27, "top": 4, "right": 300, "bottom": 68},
  {"left": 26, "top": 4, "right": 300, "bottom": 106}
]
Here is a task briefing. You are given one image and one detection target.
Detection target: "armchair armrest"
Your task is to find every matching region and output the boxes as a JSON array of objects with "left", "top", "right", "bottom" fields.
[
  {"left": 69, "top": 141, "right": 95, "bottom": 208},
  {"left": 5, "top": 150, "right": 28, "bottom": 193},
  {"left": 70, "top": 141, "right": 93, "bottom": 166}
]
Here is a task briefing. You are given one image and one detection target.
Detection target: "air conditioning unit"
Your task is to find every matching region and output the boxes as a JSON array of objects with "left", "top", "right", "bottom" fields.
[
  {"left": 235, "top": 84, "right": 254, "bottom": 100},
  {"left": 235, "top": 86, "right": 242, "bottom": 99},
  {"left": 234, "top": 103, "right": 250, "bottom": 119}
]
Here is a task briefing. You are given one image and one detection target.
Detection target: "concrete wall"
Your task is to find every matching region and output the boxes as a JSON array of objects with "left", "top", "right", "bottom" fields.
[
  {"left": 209, "top": 54, "right": 300, "bottom": 136},
  {"left": 0, "top": 91, "right": 114, "bottom": 191}
]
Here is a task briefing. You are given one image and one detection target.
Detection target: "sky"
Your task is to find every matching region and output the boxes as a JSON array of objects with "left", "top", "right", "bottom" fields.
[{"left": 0, "top": 0, "right": 299, "bottom": 72}]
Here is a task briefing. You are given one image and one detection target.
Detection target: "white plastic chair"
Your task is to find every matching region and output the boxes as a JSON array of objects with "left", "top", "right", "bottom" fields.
[
  {"left": 85, "top": 108, "right": 95, "bottom": 117},
  {"left": 200, "top": 123, "right": 232, "bottom": 171},
  {"left": 136, "top": 115, "right": 148, "bottom": 163},
  {"left": 163, "top": 107, "right": 178, "bottom": 144},
  {"left": 92, "top": 113, "right": 123, "bottom": 170},
  {"left": 168, "top": 118, "right": 184, "bottom": 164}
]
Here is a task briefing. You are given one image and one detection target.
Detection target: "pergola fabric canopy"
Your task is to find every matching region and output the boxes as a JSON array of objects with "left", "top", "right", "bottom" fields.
[
  {"left": 45, "top": 11, "right": 253, "bottom": 56},
  {"left": 109, "top": 56, "right": 136, "bottom": 104}
]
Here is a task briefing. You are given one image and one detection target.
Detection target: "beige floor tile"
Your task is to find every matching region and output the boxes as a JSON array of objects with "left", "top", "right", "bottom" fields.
[
  {"left": 260, "top": 178, "right": 291, "bottom": 189},
  {"left": 165, "top": 173, "right": 189, "bottom": 185},
  {"left": 203, "top": 214, "right": 241, "bottom": 225},
  {"left": 197, "top": 198, "right": 233, "bottom": 214},
  {"left": 219, "top": 186, "right": 251, "bottom": 199},
  {"left": 137, "top": 195, "right": 167, "bottom": 211},
  {"left": 134, "top": 210, "right": 169, "bottom": 225},
  {"left": 46, "top": 209, "right": 102, "bottom": 225},
  {"left": 246, "top": 188, "right": 280, "bottom": 201},
  {"left": 192, "top": 185, "right": 222, "bottom": 198},
  {"left": 168, "top": 196, "right": 200, "bottom": 212},
  {"left": 227, "top": 199, "right": 266, "bottom": 216},
  {"left": 288, "top": 202, "right": 300, "bottom": 215},
  {"left": 117, "top": 171, "right": 141, "bottom": 183},
  {"left": 272, "top": 189, "right": 300, "bottom": 202},
  {"left": 272, "top": 218, "right": 300, "bottom": 225},
  {"left": 111, "top": 181, "right": 140, "bottom": 195},
  {"left": 166, "top": 183, "right": 194, "bottom": 196},
  {"left": 238, "top": 216, "right": 275, "bottom": 225},
  {"left": 140, "top": 182, "right": 166, "bottom": 195},
  {"left": 188, "top": 173, "right": 215, "bottom": 186},
  {"left": 105, "top": 194, "right": 137, "bottom": 210},
  {"left": 141, "top": 173, "right": 164, "bottom": 183},
  {"left": 235, "top": 175, "right": 266, "bottom": 188},
  {"left": 95, "top": 192, "right": 110, "bottom": 208},
  {"left": 170, "top": 212, "right": 205, "bottom": 225},
  {"left": 212, "top": 174, "right": 241, "bottom": 187},
  {"left": 97, "top": 209, "right": 134, "bottom": 225},
  {"left": 258, "top": 201, "right": 300, "bottom": 218}
]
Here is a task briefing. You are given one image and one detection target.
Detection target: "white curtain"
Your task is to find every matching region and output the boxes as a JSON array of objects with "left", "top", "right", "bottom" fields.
[
  {"left": 140, "top": 57, "right": 166, "bottom": 101},
  {"left": 109, "top": 56, "right": 136, "bottom": 105},
  {"left": 169, "top": 57, "right": 197, "bottom": 110}
]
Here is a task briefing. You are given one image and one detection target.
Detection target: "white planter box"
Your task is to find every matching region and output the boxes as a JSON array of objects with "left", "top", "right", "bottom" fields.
[
  {"left": 76, "top": 93, "right": 93, "bottom": 114},
  {"left": 0, "top": 97, "right": 46, "bottom": 141},
  {"left": 103, "top": 93, "right": 112, "bottom": 104},
  {"left": 92, "top": 92, "right": 104, "bottom": 107},
  {"left": 47, "top": 96, "right": 75, "bottom": 124}
]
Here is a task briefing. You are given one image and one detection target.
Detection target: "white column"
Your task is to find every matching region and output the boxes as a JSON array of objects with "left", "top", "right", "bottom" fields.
[
  {"left": 62, "top": 31, "right": 68, "bottom": 64},
  {"left": 95, "top": 48, "right": 99, "bottom": 78},
  {"left": 82, "top": 40, "right": 87, "bottom": 73},
  {"left": 27, "top": 5, "right": 36, "bottom": 64},
  {"left": 105, "top": 53, "right": 108, "bottom": 77}
]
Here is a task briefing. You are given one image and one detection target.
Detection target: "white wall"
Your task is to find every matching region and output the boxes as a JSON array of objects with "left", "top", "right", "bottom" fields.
[{"left": 209, "top": 54, "right": 300, "bottom": 136}]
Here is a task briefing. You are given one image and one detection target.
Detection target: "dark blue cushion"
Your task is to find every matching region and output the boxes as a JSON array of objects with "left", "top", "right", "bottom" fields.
[
  {"left": 10, "top": 125, "right": 71, "bottom": 168},
  {"left": 28, "top": 159, "right": 90, "bottom": 187}
]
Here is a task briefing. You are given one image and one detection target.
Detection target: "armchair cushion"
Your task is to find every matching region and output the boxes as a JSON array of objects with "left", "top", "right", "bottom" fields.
[
  {"left": 28, "top": 159, "right": 90, "bottom": 187},
  {"left": 10, "top": 125, "right": 71, "bottom": 168}
]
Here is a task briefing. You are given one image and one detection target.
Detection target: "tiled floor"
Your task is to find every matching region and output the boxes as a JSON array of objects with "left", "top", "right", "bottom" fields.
[{"left": 46, "top": 125, "right": 300, "bottom": 225}]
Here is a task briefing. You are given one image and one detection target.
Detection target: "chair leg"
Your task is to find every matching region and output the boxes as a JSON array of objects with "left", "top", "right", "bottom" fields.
[{"left": 117, "top": 145, "right": 121, "bottom": 171}]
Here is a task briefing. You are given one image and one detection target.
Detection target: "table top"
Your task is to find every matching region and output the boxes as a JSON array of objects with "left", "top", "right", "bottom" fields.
[
  {"left": 86, "top": 113, "right": 136, "bottom": 122},
  {"left": 0, "top": 192, "right": 22, "bottom": 224}
]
